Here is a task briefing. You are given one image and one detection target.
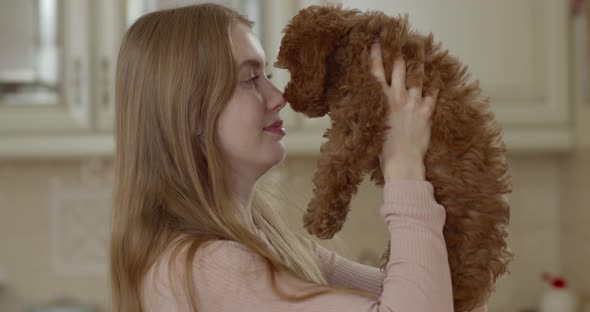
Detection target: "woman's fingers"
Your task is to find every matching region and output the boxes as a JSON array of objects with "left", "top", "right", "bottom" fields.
[
  {"left": 423, "top": 89, "right": 440, "bottom": 115},
  {"left": 372, "top": 45, "right": 435, "bottom": 114},
  {"left": 391, "top": 56, "right": 406, "bottom": 101},
  {"left": 408, "top": 64, "right": 424, "bottom": 103},
  {"left": 370, "top": 42, "right": 388, "bottom": 88}
]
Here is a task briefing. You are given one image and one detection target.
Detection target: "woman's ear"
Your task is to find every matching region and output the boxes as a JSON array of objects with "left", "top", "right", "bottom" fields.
[{"left": 276, "top": 5, "right": 357, "bottom": 117}]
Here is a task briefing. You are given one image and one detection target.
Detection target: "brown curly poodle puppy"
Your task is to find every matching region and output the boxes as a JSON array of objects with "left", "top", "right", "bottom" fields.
[{"left": 275, "top": 5, "right": 513, "bottom": 312}]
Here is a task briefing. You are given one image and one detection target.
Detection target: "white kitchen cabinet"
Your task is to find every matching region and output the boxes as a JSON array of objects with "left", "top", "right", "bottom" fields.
[
  {"left": 279, "top": 0, "right": 573, "bottom": 154},
  {"left": 0, "top": 0, "right": 122, "bottom": 158},
  {"left": 0, "top": 0, "right": 92, "bottom": 133},
  {"left": 0, "top": 0, "right": 573, "bottom": 158},
  {"left": 0, "top": 0, "right": 289, "bottom": 158}
]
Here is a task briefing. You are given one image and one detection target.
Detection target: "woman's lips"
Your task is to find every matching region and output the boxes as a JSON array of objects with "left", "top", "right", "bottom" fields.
[
  {"left": 263, "top": 120, "right": 286, "bottom": 136},
  {"left": 264, "top": 126, "right": 286, "bottom": 136},
  {"left": 265, "top": 120, "right": 283, "bottom": 129}
]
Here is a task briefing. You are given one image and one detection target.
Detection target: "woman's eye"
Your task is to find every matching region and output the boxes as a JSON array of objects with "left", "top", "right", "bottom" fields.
[
  {"left": 245, "top": 73, "right": 272, "bottom": 86},
  {"left": 246, "top": 76, "right": 258, "bottom": 85}
]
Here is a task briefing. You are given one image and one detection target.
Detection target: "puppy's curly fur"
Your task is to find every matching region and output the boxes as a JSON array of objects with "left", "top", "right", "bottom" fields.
[{"left": 275, "top": 5, "right": 513, "bottom": 312}]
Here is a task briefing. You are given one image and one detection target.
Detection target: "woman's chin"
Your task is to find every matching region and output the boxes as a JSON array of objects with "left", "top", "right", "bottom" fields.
[
  {"left": 265, "top": 143, "right": 286, "bottom": 168},
  {"left": 255, "top": 135, "right": 286, "bottom": 171},
  {"left": 271, "top": 144, "right": 286, "bottom": 164}
]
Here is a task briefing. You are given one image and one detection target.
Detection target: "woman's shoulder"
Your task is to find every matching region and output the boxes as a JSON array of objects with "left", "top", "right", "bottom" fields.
[
  {"left": 145, "top": 239, "right": 267, "bottom": 292},
  {"left": 194, "top": 239, "right": 264, "bottom": 268},
  {"left": 143, "top": 239, "right": 266, "bottom": 311},
  {"left": 153, "top": 238, "right": 266, "bottom": 278}
]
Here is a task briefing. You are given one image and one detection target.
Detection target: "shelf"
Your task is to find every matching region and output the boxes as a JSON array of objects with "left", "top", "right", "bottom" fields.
[
  {"left": 0, "top": 134, "right": 114, "bottom": 159},
  {"left": 0, "top": 127, "right": 573, "bottom": 159}
]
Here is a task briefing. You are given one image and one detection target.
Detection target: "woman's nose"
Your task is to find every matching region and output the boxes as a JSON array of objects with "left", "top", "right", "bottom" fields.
[{"left": 269, "top": 86, "right": 286, "bottom": 111}]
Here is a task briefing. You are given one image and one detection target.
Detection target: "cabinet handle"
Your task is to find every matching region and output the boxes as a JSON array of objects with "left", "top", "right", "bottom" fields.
[
  {"left": 72, "top": 59, "right": 82, "bottom": 108},
  {"left": 101, "top": 58, "right": 111, "bottom": 109}
]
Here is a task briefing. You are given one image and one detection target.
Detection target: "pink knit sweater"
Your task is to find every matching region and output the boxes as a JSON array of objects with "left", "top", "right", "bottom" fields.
[{"left": 142, "top": 180, "right": 488, "bottom": 312}]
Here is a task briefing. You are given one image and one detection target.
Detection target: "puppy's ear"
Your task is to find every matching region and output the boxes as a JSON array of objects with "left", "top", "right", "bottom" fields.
[{"left": 275, "top": 5, "right": 357, "bottom": 117}]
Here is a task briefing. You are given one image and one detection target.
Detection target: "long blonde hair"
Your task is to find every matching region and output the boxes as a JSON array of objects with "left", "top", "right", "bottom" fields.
[{"left": 109, "top": 3, "right": 344, "bottom": 312}]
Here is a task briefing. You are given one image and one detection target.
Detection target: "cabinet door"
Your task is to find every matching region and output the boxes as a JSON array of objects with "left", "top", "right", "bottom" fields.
[
  {"left": 291, "top": 0, "right": 572, "bottom": 152},
  {"left": 0, "top": 0, "right": 92, "bottom": 133},
  {"left": 348, "top": 0, "right": 569, "bottom": 125},
  {"left": 94, "top": 0, "right": 125, "bottom": 132}
]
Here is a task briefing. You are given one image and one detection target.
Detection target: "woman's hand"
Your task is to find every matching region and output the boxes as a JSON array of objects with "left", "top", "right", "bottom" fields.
[{"left": 369, "top": 41, "right": 439, "bottom": 181}]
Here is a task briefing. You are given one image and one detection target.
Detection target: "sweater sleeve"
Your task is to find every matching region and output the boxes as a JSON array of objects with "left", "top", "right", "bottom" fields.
[
  {"left": 314, "top": 241, "right": 385, "bottom": 295},
  {"left": 187, "top": 180, "right": 453, "bottom": 312},
  {"left": 314, "top": 235, "right": 489, "bottom": 312}
]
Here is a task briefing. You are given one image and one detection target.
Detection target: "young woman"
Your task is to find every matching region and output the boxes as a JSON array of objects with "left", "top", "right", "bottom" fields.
[{"left": 110, "top": 3, "right": 481, "bottom": 312}]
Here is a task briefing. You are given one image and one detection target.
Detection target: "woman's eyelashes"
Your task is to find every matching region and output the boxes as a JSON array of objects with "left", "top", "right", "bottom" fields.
[{"left": 244, "top": 73, "right": 273, "bottom": 87}]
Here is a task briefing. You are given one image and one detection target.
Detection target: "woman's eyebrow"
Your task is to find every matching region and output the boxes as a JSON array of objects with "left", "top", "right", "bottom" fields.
[{"left": 238, "top": 59, "right": 268, "bottom": 70}]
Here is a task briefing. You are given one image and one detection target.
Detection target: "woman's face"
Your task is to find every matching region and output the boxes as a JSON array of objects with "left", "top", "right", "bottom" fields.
[{"left": 216, "top": 22, "right": 287, "bottom": 182}]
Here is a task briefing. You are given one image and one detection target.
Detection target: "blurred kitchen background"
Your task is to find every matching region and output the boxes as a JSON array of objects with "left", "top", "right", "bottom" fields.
[{"left": 0, "top": 0, "right": 589, "bottom": 311}]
